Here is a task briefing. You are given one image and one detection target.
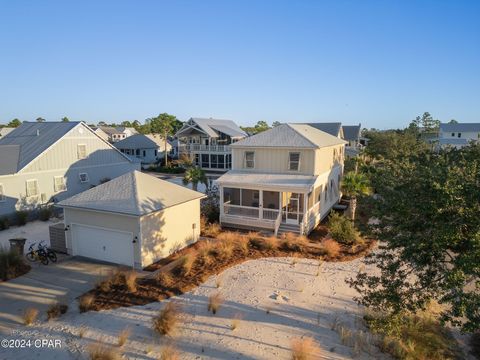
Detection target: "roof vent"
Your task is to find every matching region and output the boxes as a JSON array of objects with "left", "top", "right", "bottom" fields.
[{"left": 36, "top": 129, "right": 40, "bottom": 136}]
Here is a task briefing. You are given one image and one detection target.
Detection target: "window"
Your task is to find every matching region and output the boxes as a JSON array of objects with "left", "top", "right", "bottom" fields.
[
  {"left": 201, "top": 154, "right": 209, "bottom": 168},
  {"left": 451, "top": 132, "right": 455, "bottom": 137},
  {"left": 314, "top": 185, "right": 323, "bottom": 204},
  {"left": 288, "top": 152, "right": 300, "bottom": 171},
  {"left": 26, "top": 179, "right": 39, "bottom": 197},
  {"left": 77, "top": 144, "right": 87, "bottom": 159},
  {"left": 244, "top": 151, "right": 255, "bottom": 168},
  {"left": 226, "top": 154, "right": 232, "bottom": 169},
  {"left": 143, "top": 150, "right": 146, "bottom": 157},
  {"left": 79, "top": 173, "right": 89, "bottom": 183},
  {"left": 218, "top": 154, "right": 225, "bottom": 169},
  {"left": 458, "top": 132, "right": 462, "bottom": 138},
  {"left": 54, "top": 176, "right": 66, "bottom": 192},
  {"left": 195, "top": 154, "right": 200, "bottom": 166},
  {"left": 0, "top": 184, "right": 5, "bottom": 202},
  {"left": 210, "top": 154, "right": 218, "bottom": 169},
  {"left": 154, "top": 149, "right": 158, "bottom": 156},
  {"left": 324, "top": 184, "right": 328, "bottom": 202},
  {"left": 136, "top": 149, "right": 140, "bottom": 156}
]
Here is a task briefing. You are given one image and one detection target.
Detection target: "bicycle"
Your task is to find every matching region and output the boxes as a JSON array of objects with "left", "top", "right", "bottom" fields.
[
  {"left": 26, "top": 243, "right": 49, "bottom": 265},
  {"left": 38, "top": 241, "right": 57, "bottom": 263}
]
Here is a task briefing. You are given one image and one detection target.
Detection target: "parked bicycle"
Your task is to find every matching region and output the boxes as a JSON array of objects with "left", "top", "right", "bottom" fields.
[
  {"left": 26, "top": 243, "right": 49, "bottom": 265},
  {"left": 38, "top": 241, "right": 57, "bottom": 263}
]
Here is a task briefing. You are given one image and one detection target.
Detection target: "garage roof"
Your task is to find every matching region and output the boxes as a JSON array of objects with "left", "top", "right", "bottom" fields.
[{"left": 57, "top": 171, "right": 206, "bottom": 216}]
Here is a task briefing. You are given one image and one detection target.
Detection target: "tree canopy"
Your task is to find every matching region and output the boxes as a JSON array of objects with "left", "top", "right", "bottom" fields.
[
  {"left": 7, "top": 118, "right": 22, "bottom": 127},
  {"left": 241, "top": 120, "right": 271, "bottom": 134}
]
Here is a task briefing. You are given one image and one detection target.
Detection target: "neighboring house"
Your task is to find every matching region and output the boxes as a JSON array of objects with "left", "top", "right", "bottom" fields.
[
  {"left": 437, "top": 122, "right": 480, "bottom": 148},
  {"left": 95, "top": 126, "right": 138, "bottom": 143},
  {"left": 216, "top": 123, "right": 346, "bottom": 236},
  {"left": 341, "top": 124, "right": 362, "bottom": 157},
  {"left": 145, "top": 134, "right": 174, "bottom": 158},
  {"left": 0, "top": 122, "right": 140, "bottom": 217},
  {"left": 114, "top": 134, "right": 165, "bottom": 167},
  {"left": 0, "top": 127, "right": 15, "bottom": 138},
  {"left": 303, "top": 122, "right": 344, "bottom": 138},
  {"left": 176, "top": 118, "right": 247, "bottom": 171},
  {"left": 90, "top": 126, "right": 110, "bottom": 142},
  {"left": 58, "top": 171, "right": 205, "bottom": 268}
]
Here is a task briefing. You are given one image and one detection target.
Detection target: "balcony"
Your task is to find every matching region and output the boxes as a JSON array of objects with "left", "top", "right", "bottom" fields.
[{"left": 178, "top": 144, "right": 231, "bottom": 153}]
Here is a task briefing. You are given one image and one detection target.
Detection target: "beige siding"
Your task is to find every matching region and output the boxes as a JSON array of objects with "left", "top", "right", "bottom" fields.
[
  {"left": 313, "top": 145, "right": 344, "bottom": 175},
  {"left": 139, "top": 199, "right": 201, "bottom": 267},
  {"left": 63, "top": 208, "right": 141, "bottom": 265},
  {"left": 232, "top": 148, "right": 315, "bottom": 175}
]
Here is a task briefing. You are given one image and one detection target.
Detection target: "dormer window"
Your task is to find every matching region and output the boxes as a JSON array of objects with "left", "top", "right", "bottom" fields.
[
  {"left": 245, "top": 151, "right": 255, "bottom": 168},
  {"left": 288, "top": 152, "right": 300, "bottom": 171}
]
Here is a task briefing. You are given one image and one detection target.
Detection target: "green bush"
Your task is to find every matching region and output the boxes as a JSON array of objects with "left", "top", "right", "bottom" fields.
[
  {"left": 328, "top": 212, "right": 360, "bottom": 245},
  {"left": 15, "top": 211, "right": 28, "bottom": 226},
  {"left": 0, "top": 217, "right": 9, "bottom": 230},
  {"left": 38, "top": 207, "right": 53, "bottom": 221},
  {"left": 155, "top": 166, "right": 185, "bottom": 174},
  {"left": 0, "top": 247, "right": 25, "bottom": 280}
]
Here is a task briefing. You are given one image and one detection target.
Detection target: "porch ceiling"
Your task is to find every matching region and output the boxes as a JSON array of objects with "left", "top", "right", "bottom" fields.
[{"left": 217, "top": 171, "right": 317, "bottom": 192}]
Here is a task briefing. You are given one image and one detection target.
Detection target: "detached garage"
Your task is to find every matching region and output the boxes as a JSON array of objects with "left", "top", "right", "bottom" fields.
[{"left": 57, "top": 170, "right": 205, "bottom": 269}]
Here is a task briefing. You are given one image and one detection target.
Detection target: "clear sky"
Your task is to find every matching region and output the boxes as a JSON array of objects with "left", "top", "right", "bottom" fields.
[{"left": 0, "top": 0, "right": 479, "bottom": 129}]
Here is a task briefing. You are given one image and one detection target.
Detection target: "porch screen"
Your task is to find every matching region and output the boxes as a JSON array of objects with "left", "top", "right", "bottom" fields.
[{"left": 224, "top": 188, "right": 241, "bottom": 206}]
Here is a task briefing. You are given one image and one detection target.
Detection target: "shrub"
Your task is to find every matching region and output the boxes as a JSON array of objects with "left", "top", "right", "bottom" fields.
[
  {"left": 328, "top": 212, "right": 360, "bottom": 245},
  {"left": 15, "top": 210, "right": 28, "bottom": 226},
  {"left": 157, "top": 271, "right": 174, "bottom": 288},
  {"left": 46, "top": 303, "right": 68, "bottom": 320},
  {"left": 231, "top": 313, "right": 242, "bottom": 330},
  {"left": 23, "top": 307, "right": 38, "bottom": 326},
  {"left": 291, "top": 337, "right": 320, "bottom": 360},
  {"left": 208, "top": 292, "right": 223, "bottom": 315},
  {"left": 322, "top": 239, "right": 341, "bottom": 258},
  {"left": 217, "top": 240, "right": 234, "bottom": 260},
  {"left": 152, "top": 302, "right": 182, "bottom": 336},
  {"left": 0, "top": 247, "right": 26, "bottom": 280},
  {"left": 117, "top": 327, "right": 130, "bottom": 347},
  {"left": 124, "top": 270, "right": 137, "bottom": 293},
  {"left": 160, "top": 343, "right": 180, "bottom": 360},
  {"left": 279, "top": 233, "right": 307, "bottom": 252},
  {"left": 79, "top": 293, "right": 95, "bottom": 312},
  {"left": 173, "top": 255, "right": 194, "bottom": 276},
  {"left": 202, "top": 222, "right": 221, "bottom": 238},
  {"left": 0, "top": 216, "right": 9, "bottom": 230},
  {"left": 196, "top": 240, "right": 216, "bottom": 265},
  {"left": 249, "top": 236, "right": 277, "bottom": 251},
  {"left": 87, "top": 342, "right": 121, "bottom": 360},
  {"left": 38, "top": 206, "right": 53, "bottom": 221}
]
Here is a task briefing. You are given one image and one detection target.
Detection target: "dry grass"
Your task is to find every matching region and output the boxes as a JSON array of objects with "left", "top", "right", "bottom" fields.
[
  {"left": 79, "top": 293, "right": 96, "bottom": 313},
  {"left": 117, "top": 327, "right": 130, "bottom": 347},
  {"left": 322, "top": 239, "right": 341, "bottom": 258},
  {"left": 23, "top": 307, "right": 38, "bottom": 326},
  {"left": 46, "top": 302, "right": 68, "bottom": 320},
  {"left": 196, "top": 240, "right": 216, "bottom": 265},
  {"left": 202, "top": 222, "right": 222, "bottom": 238},
  {"left": 230, "top": 313, "right": 242, "bottom": 330},
  {"left": 152, "top": 302, "right": 182, "bottom": 336},
  {"left": 291, "top": 337, "right": 320, "bottom": 360},
  {"left": 217, "top": 240, "right": 234, "bottom": 260},
  {"left": 215, "top": 276, "right": 222, "bottom": 288},
  {"left": 157, "top": 271, "right": 174, "bottom": 287},
  {"left": 87, "top": 342, "right": 122, "bottom": 360},
  {"left": 208, "top": 292, "right": 223, "bottom": 315},
  {"left": 279, "top": 232, "right": 307, "bottom": 252},
  {"left": 173, "top": 254, "right": 195, "bottom": 276},
  {"left": 124, "top": 270, "right": 137, "bottom": 293},
  {"left": 160, "top": 343, "right": 180, "bottom": 360}
]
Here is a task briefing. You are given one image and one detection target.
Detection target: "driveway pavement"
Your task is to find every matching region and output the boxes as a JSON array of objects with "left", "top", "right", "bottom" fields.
[{"left": 0, "top": 257, "right": 120, "bottom": 334}]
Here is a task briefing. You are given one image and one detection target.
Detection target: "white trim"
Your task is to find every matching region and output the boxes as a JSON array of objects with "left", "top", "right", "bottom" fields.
[
  {"left": 53, "top": 175, "right": 67, "bottom": 192},
  {"left": 0, "top": 183, "right": 5, "bottom": 202},
  {"left": 288, "top": 151, "right": 301, "bottom": 172},
  {"left": 60, "top": 206, "right": 139, "bottom": 218},
  {"left": 244, "top": 151, "right": 255, "bottom": 169}
]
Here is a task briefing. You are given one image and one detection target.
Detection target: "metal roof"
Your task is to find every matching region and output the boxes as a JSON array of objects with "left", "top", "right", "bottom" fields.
[
  {"left": 58, "top": 170, "right": 206, "bottom": 216},
  {"left": 114, "top": 134, "right": 159, "bottom": 149},
  {"left": 176, "top": 118, "right": 247, "bottom": 138},
  {"left": 0, "top": 145, "right": 20, "bottom": 175},
  {"left": 342, "top": 124, "right": 361, "bottom": 141},
  {"left": 439, "top": 123, "right": 480, "bottom": 133},
  {"left": 438, "top": 138, "right": 468, "bottom": 145},
  {"left": 231, "top": 123, "right": 346, "bottom": 149},
  {"left": 301, "top": 122, "right": 343, "bottom": 137}
]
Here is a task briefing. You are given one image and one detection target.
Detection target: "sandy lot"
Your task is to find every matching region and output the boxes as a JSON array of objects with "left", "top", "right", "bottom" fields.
[
  {"left": 0, "top": 219, "right": 62, "bottom": 253},
  {"left": 0, "top": 256, "right": 391, "bottom": 360}
]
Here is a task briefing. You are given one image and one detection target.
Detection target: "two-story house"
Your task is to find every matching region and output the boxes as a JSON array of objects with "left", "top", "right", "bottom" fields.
[
  {"left": 0, "top": 122, "right": 139, "bottom": 217},
  {"left": 217, "top": 124, "right": 346, "bottom": 236},
  {"left": 114, "top": 134, "right": 170, "bottom": 167},
  {"left": 342, "top": 124, "right": 362, "bottom": 157},
  {"left": 438, "top": 122, "right": 480, "bottom": 148},
  {"left": 175, "top": 118, "right": 247, "bottom": 171}
]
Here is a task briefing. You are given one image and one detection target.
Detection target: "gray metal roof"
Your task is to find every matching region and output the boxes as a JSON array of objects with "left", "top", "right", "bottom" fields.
[
  {"left": 177, "top": 118, "right": 247, "bottom": 138},
  {"left": 231, "top": 123, "right": 346, "bottom": 149},
  {"left": 210, "top": 124, "right": 246, "bottom": 138},
  {"left": 439, "top": 123, "right": 480, "bottom": 133},
  {"left": 342, "top": 124, "right": 361, "bottom": 141},
  {"left": 438, "top": 138, "right": 468, "bottom": 145},
  {"left": 58, "top": 170, "right": 205, "bottom": 216},
  {"left": 0, "top": 145, "right": 20, "bottom": 175},
  {"left": 114, "top": 134, "right": 159, "bottom": 149},
  {"left": 217, "top": 170, "right": 317, "bottom": 191},
  {"left": 0, "top": 122, "right": 79, "bottom": 173},
  {"left": 302, "top": 122, "right": 342, "bottom": 137}
]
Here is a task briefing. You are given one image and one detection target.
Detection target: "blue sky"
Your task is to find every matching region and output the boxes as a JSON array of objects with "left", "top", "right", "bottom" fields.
[{"left": 0, "top": 0, "right": 479, "bottom": 129}]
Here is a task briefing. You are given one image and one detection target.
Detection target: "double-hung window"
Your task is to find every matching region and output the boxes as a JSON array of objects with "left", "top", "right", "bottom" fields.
[
  {"left": 288, "top": 152, "right": 300, "bottom": 171},
  {"left": 26, "top": 179, "right": 39, "bottom": 197},
  {"left": 77, "top": 144, "right": 87, "bottom": 159},
  {"left": 54, "top": 176, "right": 67, "bottom": 192},
  {"left": 245, "top": 151, "right": 255, "bottom": 169}
]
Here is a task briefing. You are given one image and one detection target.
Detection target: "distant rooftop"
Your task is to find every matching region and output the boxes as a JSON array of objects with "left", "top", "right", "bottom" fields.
[{"left": 439, "top": 123, "right": 480, "bottom": 133}]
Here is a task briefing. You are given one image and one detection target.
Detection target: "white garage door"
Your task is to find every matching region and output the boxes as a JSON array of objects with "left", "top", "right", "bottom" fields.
[{"left": 72, "top": 224, "right": 134, "bottom": 266}]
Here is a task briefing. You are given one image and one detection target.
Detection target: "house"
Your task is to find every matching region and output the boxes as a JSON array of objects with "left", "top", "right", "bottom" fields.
[
  {"left": 341, "top": 124, "right": 362, "bottom": 156},
  {"left": 0, "top": 122, "right": 140, "bottom": 217},
  {"left": 145, "top": 134, "right": 175, "bottom": 157},
  {"left": 303, "top": 122, "right": 344, "bottom": 138},
  {"left": 437, "top": 122, "right": 480, "bottom": 148},
  {"left": 114, "top": 134, "right": 169, "bottom": 167},
  {"left": 90, "top": 126, "right": 110, "bottom": 142},
  {"left": 0, "top": 127, "right": 15, "bottom": 138},
  {"left": 57, "top": 171, "right": 205, "bottom": 268},
  {"left": 216, "top": 123, "right": 346, "bottom": 236},
  {"left": 176, "top": 118, "right": 247, "bottom": 171}
]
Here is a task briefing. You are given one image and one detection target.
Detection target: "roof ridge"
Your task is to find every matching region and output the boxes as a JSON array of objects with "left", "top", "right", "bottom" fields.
[
  {"left": 286, "top": 123, "right": 320, "bottom": 148},
  {"left": 132, "top": 171, "right": 141, "bottom": 214}
]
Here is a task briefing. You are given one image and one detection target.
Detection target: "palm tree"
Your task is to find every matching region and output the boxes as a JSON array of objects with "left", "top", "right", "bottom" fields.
[
  {"left": 341, "top": 172, "right": 371, "bottom": 221},
  {"left": 148, "top": 113, "right": 177, "bottom": 167},
  {"left": 182, "top": 167, "right": 207, "bottom": 192}
]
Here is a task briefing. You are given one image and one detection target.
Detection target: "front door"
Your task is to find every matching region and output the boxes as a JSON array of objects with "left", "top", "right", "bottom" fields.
[{"left": 286, "top": 195, "right": 299, "bottom": 224}]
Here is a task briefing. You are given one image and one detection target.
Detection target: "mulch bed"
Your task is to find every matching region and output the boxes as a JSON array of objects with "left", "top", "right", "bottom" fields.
[
  {"left": 84, "top": 232, "right": 376, "bottom": 312},
  {"left": 1, "top": 262, "right": 31, "bottom": 282}
]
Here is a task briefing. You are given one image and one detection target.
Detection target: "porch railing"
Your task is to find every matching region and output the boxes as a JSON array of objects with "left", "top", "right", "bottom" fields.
[
  {"left": 274, "top": 211, "right": 282, "bottom": 236},
  {"left": 224, "top": 204, "right": 259, "bottom": 218},
  {"left": 262, "top": 208, "right": 279, "bottom": 220},
  {"left": 179, "top": 144, "right": 231, "bottom": 153}
]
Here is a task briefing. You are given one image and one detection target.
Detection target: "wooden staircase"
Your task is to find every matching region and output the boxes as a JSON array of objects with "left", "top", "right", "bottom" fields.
[{"left": 277, "top": 222, "right": 301, "bottom": 236}]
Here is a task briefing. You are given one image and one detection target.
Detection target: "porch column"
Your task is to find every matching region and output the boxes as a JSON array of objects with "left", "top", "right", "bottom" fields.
[
  {"left": 219, "top": 186, "right": 224, "bottom": 217},
  {"left": 259, "top": 190, "right": 263, "bottom": 220}
]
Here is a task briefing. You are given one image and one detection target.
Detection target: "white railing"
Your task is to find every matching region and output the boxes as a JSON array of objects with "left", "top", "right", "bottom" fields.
[
  {"left": 274, "top": 211, "right": 282, "bottom": 236},
  {"left": 262, "top": 208, "right": 280, "bottom": 220},
  {"left": 179, "top": 144, "right": 231, "bottom": 153},
  {"left": 224, "top": 203, "right": 259, "bottom": 218}
]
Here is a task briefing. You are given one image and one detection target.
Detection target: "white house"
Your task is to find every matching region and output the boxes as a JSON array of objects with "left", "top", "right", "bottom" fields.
[
  {"left": 176, "top": 118, "right": 247, "bottom": 171},
  {"left": 0, "top": 127, "right": 15, "bottom": 138},
  {"left": 438, "top": 122, "right": 480, "bottom": 148},
  {"left": 0, "top": 122, "right": 140, "bottom": 217},
  {"left": 217, "top": 123, "right": 346, "bottom": 236},
  {"left": 114, "top": 134, "right": 168, "bottom": 167},
  {"left": 341, "top": 124, "right": 362, "bottom": 156},
  {"left": 58, "top": 171, "right": 205, "bottom": 268}
]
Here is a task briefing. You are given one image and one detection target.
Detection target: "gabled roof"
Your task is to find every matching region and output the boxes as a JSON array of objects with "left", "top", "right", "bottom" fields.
[
  {"left": 301, "top": 122, "right": 343, "bottom": 137},
  {"left": 114, "top": 134, "right": 159, "bottom": 149},
  {"left": 98, "top": 126, "right": 123, "bottom": 135},
  {"left": 342, "top": 124, "right": 361, "bottom": 141},
  {"left": 0, "top": 122, "right": 79, "bottom": 173},
  {"left": 176, "top": 118, "right": 247, "bottom": 138},
  {"left": 439, "top": 123, "right": 480, "bottom": 133},
  {"left": 231, "top": 123, "right": 346, "bottom": 149},
  {"left": 58, "top": 171, "right": 205, "bottom": 216}
]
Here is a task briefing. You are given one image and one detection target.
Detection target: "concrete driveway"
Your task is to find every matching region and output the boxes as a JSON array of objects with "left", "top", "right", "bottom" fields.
[{"left": 0, "top": 257, "right": 120, "bottom": 334}]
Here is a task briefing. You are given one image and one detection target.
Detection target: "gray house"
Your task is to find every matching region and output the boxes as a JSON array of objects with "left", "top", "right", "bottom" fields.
[
  {"left": 114, "top": 134, "right": 167, "bottom": 167},
  {"left": 0, "top": 122, "right": 139, "bottom": 216}
]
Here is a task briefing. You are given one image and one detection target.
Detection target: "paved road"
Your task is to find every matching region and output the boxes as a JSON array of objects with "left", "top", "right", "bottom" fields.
[{"left": 0, "top": 257, "right": 119, "bottom": 334}]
